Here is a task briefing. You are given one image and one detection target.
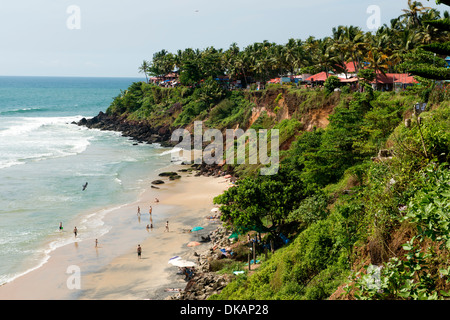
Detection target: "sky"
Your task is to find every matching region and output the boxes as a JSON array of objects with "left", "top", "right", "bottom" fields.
[{"left": 0, "top": 0, "right": 445, "bottom": 78}]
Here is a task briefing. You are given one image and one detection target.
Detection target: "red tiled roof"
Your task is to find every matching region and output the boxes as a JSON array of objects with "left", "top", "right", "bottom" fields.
[
  {"left": 268, "top": 78, "right": 281, "bottom": 83},
  {"left": 305, "top": 72, "right": 350, "bottom": 82},
  {"left": 305, "top": 72, "right": 330, "bottom": 82},
  {"left": 340, "top": 77, "right": 359, "bottom": 83},
  {"left": 344, "top": 61, "right": 357, "bottom": 73},
  {"left": 371, "top": 72, "right": 417, "bottom": 84}
]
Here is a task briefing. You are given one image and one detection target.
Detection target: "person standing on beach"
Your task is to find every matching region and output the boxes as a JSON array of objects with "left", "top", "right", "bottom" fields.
[
  {"left": 73, "top": 226, "right": 78, "bottom": 238},
  {"left": 137, "top": 244, "right": 142, "bottom": 259},
  {"left": 137, "top": 206, "right": 141, "bottom": 216},
  {"left": 149, "top": 205, "right": 152, "bottom": 216},
  {"left": 165, "top": 221, "right": 169, "bottom": 232}
]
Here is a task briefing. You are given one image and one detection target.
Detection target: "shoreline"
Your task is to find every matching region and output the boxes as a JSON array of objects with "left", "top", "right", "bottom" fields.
[{"left": 0, "top": 164, "right": 230, "bottom": 300}]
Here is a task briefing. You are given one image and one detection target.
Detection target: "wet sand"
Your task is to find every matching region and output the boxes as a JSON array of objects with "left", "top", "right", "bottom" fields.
[{"left": 0, "top": 166, "right": 229, "bottom": 300}]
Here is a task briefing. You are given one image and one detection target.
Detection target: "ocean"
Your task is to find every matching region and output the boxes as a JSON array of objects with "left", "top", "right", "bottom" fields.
[{"left": 0, "top": 76, "right": 173, "bottom": 286}]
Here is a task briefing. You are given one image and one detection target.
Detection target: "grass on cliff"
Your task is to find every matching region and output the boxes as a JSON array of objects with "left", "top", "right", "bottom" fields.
[
  {"left": 210, "top": 87, "right": 450, "bottom": 300},
  {"left": 105, "top": 80, "right": 450, "bottom": 300}
]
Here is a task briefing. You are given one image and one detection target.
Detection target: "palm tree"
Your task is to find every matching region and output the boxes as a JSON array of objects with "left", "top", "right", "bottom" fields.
[
  {"left": 330, "top": 26, "right": 353, "bottom": 76},
  {"left": 223, "top": 43, "right": 240, "bottom": 81},
  {"left": 138, "top": 60, "right": 150, "bottom": 83},
  {"left": 419, "top": 8, "right": 449, "bottom": 44},
  {"left": 314, "top": 37, "right": 337, "bottom": 77},
  {"left": 343, "top": 26, "right": 366, "bottom": 73},
  {"left": 400, "top": 0, "right": 432, "bottom": 27},
  {"left": 366, "top": 47, "right": 392, "bottom": 85},
  {"left": 283, "top": 38, "right": 304, "bottom": 75}
]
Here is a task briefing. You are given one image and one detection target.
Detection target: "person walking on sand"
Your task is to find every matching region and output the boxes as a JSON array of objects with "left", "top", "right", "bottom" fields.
[
  {"left": 149, "top": 205, "right": 152, "bottom": 215},
  {"left": 137, "top": 206, "right": 141, "bottom": 216},
  {"left": 165, "top": 221, "right": 169, "bottom": 232},
  {"left": 73, "top": 226, "right": 78, "bottom": 238},
  {"left": 137, "top": 244, "right": 142, "bottom": 259}
]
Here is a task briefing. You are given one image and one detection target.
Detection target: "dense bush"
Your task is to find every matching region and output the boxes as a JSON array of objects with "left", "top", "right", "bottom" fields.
[{"left": 106, "top": 78, "right": 449, "bottom": 300}]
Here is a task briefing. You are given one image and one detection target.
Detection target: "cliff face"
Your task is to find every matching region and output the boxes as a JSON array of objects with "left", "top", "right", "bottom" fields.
[{"left": 77, "top": 87, "right": 339, "bottom": 150}]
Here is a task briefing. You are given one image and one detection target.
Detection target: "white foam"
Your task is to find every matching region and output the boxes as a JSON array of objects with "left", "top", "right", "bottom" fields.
[
  {"left": 158, "top": 147, "right": 183, "bottom": 156},
  {"left": 0, "top": 116, "right": 93, "bottom": 169},
  {"left": 0, "top": 116, "right": 81, "bottom": 137},
  {"left": 0, "top": 159, "right": 23, "bottom": 169}
]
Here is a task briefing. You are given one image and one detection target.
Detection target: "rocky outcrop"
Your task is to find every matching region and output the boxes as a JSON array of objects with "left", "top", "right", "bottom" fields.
[
  {"left": 76, "top": 113, "right": 236, "bottom": 178},
  {"left": 171, "top": 273, "right": 232, "bottom": 300},
  {"left": 191, "top": 163, "right": 236, "bottom": 180},
  {"left": 167, "top": 226, "right": 235, "bottom": 300},
  {"left": 75, "top": 112, "right": 175, "bottom": 147}
]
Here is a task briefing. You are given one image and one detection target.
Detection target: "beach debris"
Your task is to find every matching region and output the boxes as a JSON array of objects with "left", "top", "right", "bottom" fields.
[
  {"left": 165, "top": 288, "right": 183, "bottom": 292},
  {"left": 166, "top": 225, "right": 235, "bottom": 300},
  {"left": 187, "top": 241, "right": 201, "bottom": 247}
]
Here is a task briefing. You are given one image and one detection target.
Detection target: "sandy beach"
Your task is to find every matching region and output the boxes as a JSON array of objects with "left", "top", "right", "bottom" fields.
[{"left": 0, "top": 165, "right": 229, "bottom": 300}]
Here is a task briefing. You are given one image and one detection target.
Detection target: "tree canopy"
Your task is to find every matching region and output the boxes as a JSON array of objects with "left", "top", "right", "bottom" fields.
[{"left": 140, "top": 2, "right": 449, "bottom": 84}]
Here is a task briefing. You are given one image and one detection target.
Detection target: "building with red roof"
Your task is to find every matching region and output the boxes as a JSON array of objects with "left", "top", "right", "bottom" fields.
[
  {"left": 304, "top": 71, "right": 340, "bottom": 82},
  {"left": 371, "top": 72, "right": 418, "bottom": 91}
]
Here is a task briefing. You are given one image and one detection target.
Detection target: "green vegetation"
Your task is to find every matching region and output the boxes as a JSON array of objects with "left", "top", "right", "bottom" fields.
[
  {"left": 138, "top": 0, "right": 449, "bottom": 87},
  {"left": 408, "top": 0, "right": 450, "bottom": 80},
  {"left": 210, "top": 88, "right": 450, "bottom": 300},
  {"left": 106, "top": 0, "right": 450, "bottom": 300}
]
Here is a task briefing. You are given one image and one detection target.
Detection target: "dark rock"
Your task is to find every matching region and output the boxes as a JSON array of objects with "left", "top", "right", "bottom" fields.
[
  {"left": 151, "top": 180, "right": 165, "bottom": 185},
  {"left": 76, "top": 112, "right": 175, "bottom": 146},
  {"left": 158, "top": 172, "right": 179, "bottom": 177}
]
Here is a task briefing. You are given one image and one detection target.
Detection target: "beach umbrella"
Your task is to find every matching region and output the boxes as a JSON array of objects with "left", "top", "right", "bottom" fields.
[
  {"left": 168, "top": 256, "right": 181, "bottom": 265},
  {"left": 228, "top": 232, "right": 239, "bottom": 240},
  {"left": 171, "top": 259, "right": 197, "bottom": 268},
  {"left": 187, "top": 241, "right": 201, "bottom": 247},
  {"left": 191, "top": 226, "right": 204, "bottom": 240}
]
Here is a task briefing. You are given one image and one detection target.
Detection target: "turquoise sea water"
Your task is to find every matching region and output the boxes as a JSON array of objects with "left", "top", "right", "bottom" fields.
[{"left": 0, "top": 76, "right": 172, "bottom": 285}]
